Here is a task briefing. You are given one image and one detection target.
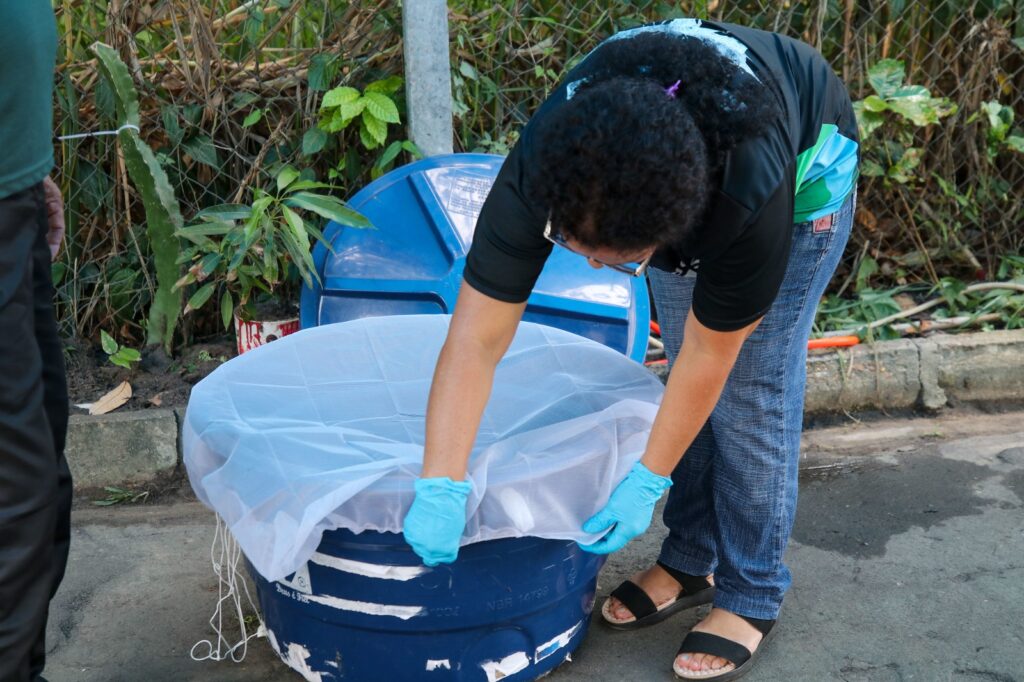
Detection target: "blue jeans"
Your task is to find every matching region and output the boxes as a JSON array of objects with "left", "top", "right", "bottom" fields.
[{"left": 647, "top": 191, "right": 855, "bottom": 620}]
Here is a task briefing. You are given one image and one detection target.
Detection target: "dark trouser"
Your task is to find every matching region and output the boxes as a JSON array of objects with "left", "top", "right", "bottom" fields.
[{"left": 0, "top": 184, "right": 72, "bottom": 682}]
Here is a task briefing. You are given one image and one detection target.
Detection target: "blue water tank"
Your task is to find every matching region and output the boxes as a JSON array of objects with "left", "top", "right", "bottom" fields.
[
  {"left": 300, "top": 153, "right": 650, "bottom": 363},
  {"left": 251, "top": 531, "right": 604, "bottom": 681}
]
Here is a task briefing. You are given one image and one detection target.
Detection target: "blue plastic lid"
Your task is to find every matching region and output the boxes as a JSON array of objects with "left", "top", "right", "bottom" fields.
[{"left": 301, "top": 153, "right": 650, "bottom": 362}]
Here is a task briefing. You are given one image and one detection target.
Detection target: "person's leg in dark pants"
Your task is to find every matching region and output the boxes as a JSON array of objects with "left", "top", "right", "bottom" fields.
[
  {"left": 0, "top": 184, "right": 71, "bottom": 682},
  {"left": 28, "top": 183, "right": 71, "bottom": 679}
]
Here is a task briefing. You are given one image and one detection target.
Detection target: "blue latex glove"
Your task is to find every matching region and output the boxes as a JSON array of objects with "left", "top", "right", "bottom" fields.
[
  {"left": 578, "top": 461, "right": 672, "bottom": 555},
  {"left": 402, "top": 476, "right": 473, "bottom": 566}
]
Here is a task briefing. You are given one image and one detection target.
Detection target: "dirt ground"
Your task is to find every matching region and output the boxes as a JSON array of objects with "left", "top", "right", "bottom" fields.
[{"left": 64, "top": 336, "right": 236, "bottom": 411}]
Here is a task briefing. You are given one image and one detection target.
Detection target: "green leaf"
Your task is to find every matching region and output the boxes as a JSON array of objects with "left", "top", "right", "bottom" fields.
[
  {"left": 101, "top": 330, "right": 118, "bottom": 355},
  {"left": 1005, "top": 135, "right": 1024, "bottom": 153},
  {"left": 199, "top": 252, "right": 222, "bottom": 277},
  {"left": 287, "top": 179, "right": 335, "bottom": 192},
  {"left": 860, "top": 158, "right": 886, "bottom": 177},
  {"left": 182, "top": 135, "right": 220, "bottom": 169},
  {"left": 186, "top": 283, "right": 216, "bottom": 313},
  {"left": 888, "top": 97, "right": 956, "bottom": 127},
  {"left": 853, "top": 105, "right": 885, "bottom": 139},
  {"left": 862, "top": 95, "right": 889, "bottom": 113},
  {"left": 242, "top": 109, "right": 263, "bottom": 128},
  {"left": 322, "top": 86, "right": 361, "bottom": 108},
  {"left": 118, "top": 348, "right": 141, "bottom": 362},
  {"left": 401, "top": 140, "right": 424, "bottom": 158},
  {"left": 90, "top": 43, "right": 140, "bottom": 126},
  {"left": 888, "top": 147, "right": 922, "bottom": 183},
  {"left": 176, "top": 222, "right": 233, "bottom": 246},
  {"left": 52, "top": 262, "right": 68, "bottom": 287},
  {"left": 232, "top": 92, "right": 260, "bottom": 109},
  {"left": 363, "top": 91, "right": 400, "bottom": 124},
  {"left": 376, "top": 140, "right": 403, "bottom": 169},
  {"left": 891, "top": 85, "right": 929, "bottom": 99},
  {"left": 362, "top": 112, "right": 388, "bottom": 146},
  {"left": 277, "top": 216, "right": 316, "bottom": 287},
  {"left": 221, "top": 290, "right": 234, "bottom": 330},
  {"left": 365, "top": 75, "right": 403, "bottom": 95},
  {"left": 161, "top": 105, "right": 184, "bottom": 145},
  {"left": 855, "top": 256, "right": 879, "bottom": 291},
  {"left": 277, "top": 166, "right": 300, "bottom": 192},
  {"left": 337, "top": 100, "right": 367, "bottom": 123},
  {"left": 867, "top": 59, "right": 905, "bottom": 99},
  {"left": 459, "top": 62, "right": 478, "bottom": 81},
  {"left": 198, "top": 204, "right": 252, "bottom": 222},
  {"left": 358, "top": 117, "right": 378, "bottom": 149},
  {"left": 307, "top": 53, "right": 340, "bottom": 92},
  {"left": 302, "top": 127, "right": 328, "bottom": 155},
  {"left": 109, "top": 353, "right": 132, "bottom": 369},
  {"left": 284, "top": 192, "right": 373, "bottom": 228},
  {"left": 281, "top": 205, "right": 309, "bottom": 244},
  {"left": 982, "top": 101, "right": 1013, "bottom": 140}
]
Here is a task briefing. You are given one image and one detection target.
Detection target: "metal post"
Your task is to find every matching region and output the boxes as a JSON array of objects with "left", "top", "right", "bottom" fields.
[{"left": 402, "top": 0, "right": 454, "bottom": 157}]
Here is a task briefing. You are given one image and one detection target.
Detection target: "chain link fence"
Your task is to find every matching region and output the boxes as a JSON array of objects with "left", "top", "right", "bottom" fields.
[{"left": 53, "top": 1, "right": 1024, "bottom": 344}]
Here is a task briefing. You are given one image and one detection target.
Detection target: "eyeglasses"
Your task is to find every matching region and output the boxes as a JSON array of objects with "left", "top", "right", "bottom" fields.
[{"left": 543, "top": 219, "right": 652, "bottom": 277}]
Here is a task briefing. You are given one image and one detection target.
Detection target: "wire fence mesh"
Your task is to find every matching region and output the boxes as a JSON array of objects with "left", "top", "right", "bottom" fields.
[{"left": 52, "top": 1, "right": 1024, "bottom": 344}]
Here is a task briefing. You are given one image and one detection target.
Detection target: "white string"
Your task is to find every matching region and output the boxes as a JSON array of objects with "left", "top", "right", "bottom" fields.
[
  {"left": 57, "top": 123, "right": 140, "bottom": 141},
  {"left": 190, "top": 513, "right": 264, "bottom": 664}
]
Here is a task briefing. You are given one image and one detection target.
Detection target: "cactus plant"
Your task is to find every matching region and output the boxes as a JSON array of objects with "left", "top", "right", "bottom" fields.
[{"left": 92, "top": 42, "right": 183, "bottom": 354}]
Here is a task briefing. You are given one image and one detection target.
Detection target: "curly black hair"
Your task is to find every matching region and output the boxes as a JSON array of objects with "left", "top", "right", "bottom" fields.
[{"left": 529, "top": 31, "right": 780, "bottom": 252}]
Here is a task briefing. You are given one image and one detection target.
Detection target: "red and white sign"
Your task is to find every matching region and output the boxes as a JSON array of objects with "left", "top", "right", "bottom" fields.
[{"left": 235, "top": 317, "right": 300, "bottom": 355}]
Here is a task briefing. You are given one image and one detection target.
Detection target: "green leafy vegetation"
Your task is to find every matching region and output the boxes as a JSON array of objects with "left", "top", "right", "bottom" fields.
[
  {"left": 51, "top": 2, "right": 1024, "bottom": 351},
  {"left": 93, "top": 486, "right": 150, "bottom": 506},
  {"left": 100, "top": 330, "right": 141, "bottom": 370},
  {"left": 173, "top": 166, "right": 372, "bottom": 328}
]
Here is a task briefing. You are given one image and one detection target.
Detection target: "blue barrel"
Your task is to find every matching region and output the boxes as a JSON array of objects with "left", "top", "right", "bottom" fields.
[
  {"left": 300, "top": 153, "right": 650, "bottom": 363},
  {"left": 251, "top": 531, "right": 605, "bottom": 681}
]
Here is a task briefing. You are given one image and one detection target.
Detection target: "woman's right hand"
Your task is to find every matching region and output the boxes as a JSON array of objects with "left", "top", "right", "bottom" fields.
[{"left": 402, "top": 476, "right": 473, "bottom": 566}]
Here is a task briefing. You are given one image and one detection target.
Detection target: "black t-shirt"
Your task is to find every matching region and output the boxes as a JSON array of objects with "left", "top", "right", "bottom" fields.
[{"left": 464, "top": 19, "right": 859, "bottom": 331}]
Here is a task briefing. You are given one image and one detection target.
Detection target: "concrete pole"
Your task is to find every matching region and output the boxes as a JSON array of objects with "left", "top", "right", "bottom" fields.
[{"left": 402, "top": 0, "right": 454, "bottom": 157}]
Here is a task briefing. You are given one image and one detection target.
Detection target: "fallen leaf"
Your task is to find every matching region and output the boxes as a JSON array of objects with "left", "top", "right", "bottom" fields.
[
  {"left": 855, "top": 206, "right": 878, "bottom": 232},
  {"left": 894, "top": 293, "right": 918, "bottom": 311},
  {"left": 90, "top": 381, "right": 132, "bottom": 415},
  {"left": 148, "top": 393, "right": 163, "bottom": 407}
]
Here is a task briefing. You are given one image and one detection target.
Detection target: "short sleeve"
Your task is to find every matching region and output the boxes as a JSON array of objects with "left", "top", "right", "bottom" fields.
[
  {"left": 463, "top": 130, "right": 552, "bottom": 303},
  {"left": 691, "top": 177, "right": 794, "bottom": 331}
]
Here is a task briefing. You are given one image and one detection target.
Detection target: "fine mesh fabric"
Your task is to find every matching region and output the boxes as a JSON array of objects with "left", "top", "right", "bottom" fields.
[{"left": 183, "top": 315, "right": 664, "bottom": 581}]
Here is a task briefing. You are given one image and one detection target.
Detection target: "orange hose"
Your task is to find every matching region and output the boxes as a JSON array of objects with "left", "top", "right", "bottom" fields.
[{"left": 807, "top": 335, "right": 860, "bottom": 349}]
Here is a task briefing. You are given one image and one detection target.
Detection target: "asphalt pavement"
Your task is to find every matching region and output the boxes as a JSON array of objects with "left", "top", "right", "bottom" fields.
[{"left": 43, "top": 408, "right": 1024, "bottom": 682}]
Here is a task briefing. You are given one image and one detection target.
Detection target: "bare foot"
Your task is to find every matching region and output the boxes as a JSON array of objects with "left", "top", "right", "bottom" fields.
[
  {"left": 604, "top": 565, "right": 714, "bottom": 623},
  {"left": 674, "top": 608, "right": 765, "bottom": 678}
]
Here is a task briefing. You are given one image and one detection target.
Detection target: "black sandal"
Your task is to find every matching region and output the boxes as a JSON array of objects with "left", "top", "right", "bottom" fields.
[
  {"left": 600, "top": 561, "right": 715, "bottom": 630},
  {"left": 673, "top": 615, "right": 777, "bottom": 681}
]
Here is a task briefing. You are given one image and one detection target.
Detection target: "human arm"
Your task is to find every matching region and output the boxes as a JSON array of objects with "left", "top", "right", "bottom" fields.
[
  {"left": 42, "top": 175, "right": 64, "bottom": 260},
  {"left": 420, "top": 281, "right": 527, "bottom": 479},
  {"left": 640, "top": 311, "right": 760, "bottom": 476},
  {"left": 401, "top": 281, "right": 527, "bottom": 564}
]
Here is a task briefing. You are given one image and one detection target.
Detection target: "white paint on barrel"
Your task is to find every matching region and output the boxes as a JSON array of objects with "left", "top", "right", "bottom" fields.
[
  {"left": 534, "top": 619, "right": 584, "bottom": 663},
  {"left": 310, "top": 552, "right": 427, "bottom": 581},
  {"left": 306, "top": 592, "right": 424, "bottom": 620},
  {"left": 425, "top": 659, "right": 452, "bottom": 671},
  {"left": 480, "top": 651, "right": 530, "bottom": 681},
  {"left": 264, "top": 626, "right": 326, "bottom": 682}
]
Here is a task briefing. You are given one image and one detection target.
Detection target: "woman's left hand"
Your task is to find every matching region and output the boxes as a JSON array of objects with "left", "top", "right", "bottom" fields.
[
  {"left": 42, "top": 175, "right": 65, "bottom": 260},
  {"left": 577, "top": 461, "right": 672, "bottom": 554}
]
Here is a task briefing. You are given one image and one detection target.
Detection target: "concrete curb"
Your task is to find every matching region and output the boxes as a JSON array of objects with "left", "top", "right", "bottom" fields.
[{"left": 65, "top": 330, "right": 1024, "bottom": 492}]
